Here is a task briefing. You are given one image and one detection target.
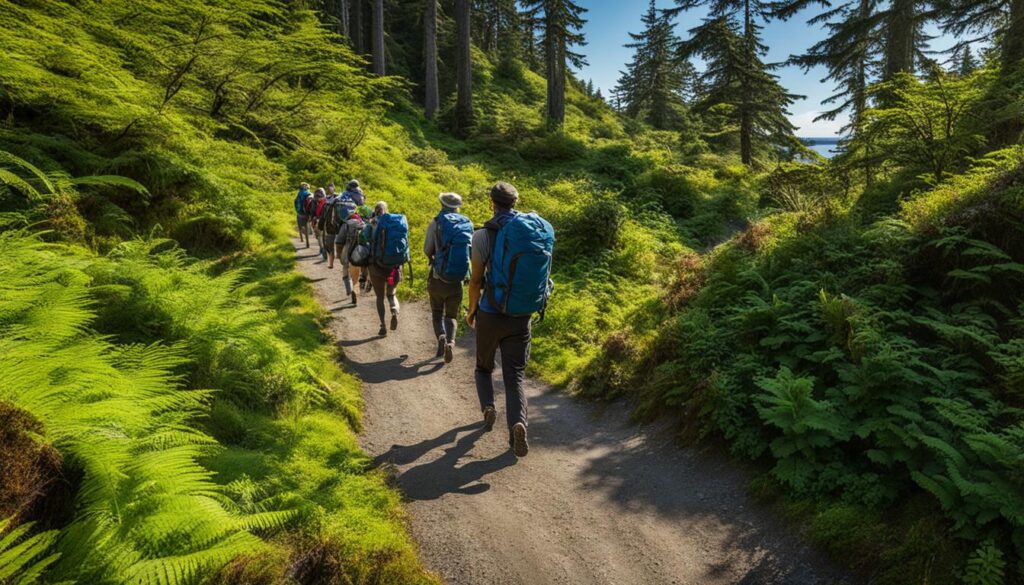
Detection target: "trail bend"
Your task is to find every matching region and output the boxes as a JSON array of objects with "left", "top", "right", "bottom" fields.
[{"left": 294, "top": 239, "right": 852, "bottom": 585}]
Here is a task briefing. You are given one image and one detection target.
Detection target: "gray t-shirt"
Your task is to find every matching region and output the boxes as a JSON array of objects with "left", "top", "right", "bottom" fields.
[
  {"left": 423, "top": 218, "right": 438, "bottom": 259},
  {"left": 471, "top": 228, "right": 493, "bottom": 268}
]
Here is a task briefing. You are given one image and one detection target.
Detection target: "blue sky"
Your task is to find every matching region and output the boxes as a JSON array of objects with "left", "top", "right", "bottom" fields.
[{"left": 574, "top": 0, "right": 956, "bottom": 137}]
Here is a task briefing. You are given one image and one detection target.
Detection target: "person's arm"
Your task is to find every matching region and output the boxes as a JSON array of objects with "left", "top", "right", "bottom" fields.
[
  {"left": 467, "top": 239, "right": 486, "bottom": 329},
  {"left": 423, "top": 219, "right": 436, "bottom": 259}
]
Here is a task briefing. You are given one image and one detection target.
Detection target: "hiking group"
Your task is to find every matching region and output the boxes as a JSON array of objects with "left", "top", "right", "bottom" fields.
[{"left": 295, "top": 181, "right": 555, "bottom": 458}]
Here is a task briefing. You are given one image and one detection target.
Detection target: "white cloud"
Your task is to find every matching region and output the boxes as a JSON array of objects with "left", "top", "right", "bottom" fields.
[{"left": 788, "top": 110, "right": 848, "bottom": 137}]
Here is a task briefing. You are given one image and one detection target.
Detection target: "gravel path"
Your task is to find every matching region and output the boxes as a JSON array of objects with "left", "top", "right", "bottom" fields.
[{"left": 294, "top": 239, "right": 853, "bottom": 585}]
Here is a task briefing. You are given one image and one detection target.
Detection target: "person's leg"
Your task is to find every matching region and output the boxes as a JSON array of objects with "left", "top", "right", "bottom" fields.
[
  {"left": 386, "top": 279, "right": 399, "bottom": 330},
  {"left": 428, "top": 279, "right": 444, "bottom": 339},
  {"left": 498, "top": 316, "right": 532, "bottom": 450},
  {"left": 359, "top": 266, "right": 368, "bottom": 291},
  {"left": 443, "top": 284, "right": 463, "bottom": 342},
  {"left": 368, "top": 266, "right": 388, "bottom": 334},
  {"left": 347, "top": 263, "right": 360, "bottom": 304},
  {"left": 327, "top": 239, "right": 336, "bottom": 268},
  {"left": 474, "top": 311, "right": 502, "bottom": 428}
]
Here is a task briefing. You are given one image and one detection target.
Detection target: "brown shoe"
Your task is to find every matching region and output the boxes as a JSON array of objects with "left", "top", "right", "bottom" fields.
[
  {"left": 482, "top": 406, "right": 496, "bottom": 432},
  {"left": 444, "top": 343, "right": 454, "bottom": 364},
  {"left": 512, "top": 423, "right": 529, "bottom": 457}
]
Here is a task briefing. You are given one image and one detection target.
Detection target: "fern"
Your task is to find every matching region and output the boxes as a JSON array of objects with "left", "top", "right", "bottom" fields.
[
  {"left": 962, "top": 539, "right": 1006, "bottom": 585},
  {"left": 0, "top": 520, "right": 60, "bottom": 585}
]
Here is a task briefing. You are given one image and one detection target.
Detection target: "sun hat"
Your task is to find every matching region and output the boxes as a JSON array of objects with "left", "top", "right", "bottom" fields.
[{"left": 439, "top": 192, "right": 463, "bottom": 208}]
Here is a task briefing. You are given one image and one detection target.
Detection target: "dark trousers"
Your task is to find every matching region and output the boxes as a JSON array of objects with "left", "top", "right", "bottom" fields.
[
  {"left": 428, "top": 275, "right": 463, "bottom": 341},
  {"left": 474, "top": 310, "right": 531, "bottom": 439},
  {"left": 368, "top": 263, "right": 399, "bottom": 326}
]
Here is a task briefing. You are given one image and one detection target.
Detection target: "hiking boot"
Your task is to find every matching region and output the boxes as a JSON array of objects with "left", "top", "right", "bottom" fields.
[
  {"left": 436, "top": 335, "right": 446, "bottom": 358},
  {"left": 390, "top": 312, "right": 399, "bottom": 331},
  {"left": 378, "top": 324, "right": 387, "bottom": 337},
  {"left": 351, "top": 292, "right": 357, "bottom": 306},
  {"left": 482, "top": 406, "right": 496, "bottom": 432},
  {"left": 444, "top": 343, "right": 454, "bottom": 364},
  {"left": 512, "top": 423, "right": 529, "bottom": 457}
]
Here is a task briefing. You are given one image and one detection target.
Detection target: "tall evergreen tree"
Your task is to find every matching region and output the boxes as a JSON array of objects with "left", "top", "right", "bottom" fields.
[
  {"left": 424, "top": 0, "right": 439, "bottom": 119},
  {"left": 940, "top": 0, "right": 1024, "bottom": 71},
  {"left": 882, "top": 0, "right": 919, "bottom": 80},
  {"left": 455, "top": 0, "right": 474, "bottom": 133},
  {"left": 771, "top": 0, "right": 881, "bottom": 136},
  {"left": 372, "top": 0, "right": 385, "bottom": 75},
  {"left": 523, "top": 0, "right": 588, "bottom": 125},
  {"left": 474, "top": 0, "right": 520, "bottom": 55},
  {"left": 339, "top": 0, "right": 350, "bottom": 38},
  {"left": 614, "top": 1, "right": 694, "bottom": 130},
  {"left": 676, "top": 0, "right": 801, "bottom": 165},
  {"left": 352, "top": 0, "right": 366, "bottom": 55}
]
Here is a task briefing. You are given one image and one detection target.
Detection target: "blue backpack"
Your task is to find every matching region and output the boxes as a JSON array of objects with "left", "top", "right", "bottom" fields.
[
  {"left": 433, "top": 212, "right": 474, "bottom": 283},
  {"left": 371, "top": 213, "right": 410, "bottom": 267},
  {"left": 484, "top": 211, "right": 555, "bottom": 318}
]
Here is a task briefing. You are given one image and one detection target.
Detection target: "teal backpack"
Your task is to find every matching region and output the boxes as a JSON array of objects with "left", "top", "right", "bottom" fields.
[
  {"left": 482, "top": 211, "right": 555, "bottom": 318},
  {"left": 433, "top": 212, "right": 474, "bottom": 283},
  {"left": 371, "top": 213, "right": 410, "bottom": 267}
]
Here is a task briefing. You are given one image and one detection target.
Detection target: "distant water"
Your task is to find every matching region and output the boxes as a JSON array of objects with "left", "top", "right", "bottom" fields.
[{"left": 800, "top": 137, "right": 842, "bottom": 160}]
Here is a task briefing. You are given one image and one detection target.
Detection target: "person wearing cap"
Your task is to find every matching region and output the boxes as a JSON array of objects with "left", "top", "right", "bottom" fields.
[
  {"left": 423, "top": 192, "right": 469, "bottom": 363},
  {"left": 340, "top": 179, "right": 366, "bottom": 206},
  {"left": 466, "top": 181, "right": 532, "bottom": 457}
]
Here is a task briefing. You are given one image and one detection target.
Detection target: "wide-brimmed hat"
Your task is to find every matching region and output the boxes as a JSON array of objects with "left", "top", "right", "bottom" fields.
[
  {"left": 439, "top": 192, "right": 463, "bottom": 208},
  {"left": 347, "top": 180, "right": 360, "bottom": 190}
]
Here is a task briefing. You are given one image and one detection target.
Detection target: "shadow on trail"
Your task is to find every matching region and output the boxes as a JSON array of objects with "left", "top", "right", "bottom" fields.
[
  {"left": 394, "top": 426, "right": 517, "bottom": 501},
  {"left": 374, "top": 423, "right": 479, "bottom": 467},
  {"left": 344, "top": 352, "right": 444, "bottom": 383},
  {"left": 521, "top": 390, "right": 849, "bottom": 584}
]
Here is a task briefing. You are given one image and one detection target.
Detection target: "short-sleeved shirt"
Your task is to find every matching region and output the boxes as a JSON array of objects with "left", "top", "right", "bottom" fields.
[{"left": 470, "top": 228, "right": 493, "bottom": 268}]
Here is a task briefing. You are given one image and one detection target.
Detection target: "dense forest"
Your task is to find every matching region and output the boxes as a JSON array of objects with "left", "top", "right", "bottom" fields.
[{"left": 0, "top": 0, "right": 1022, "bottom": 584}]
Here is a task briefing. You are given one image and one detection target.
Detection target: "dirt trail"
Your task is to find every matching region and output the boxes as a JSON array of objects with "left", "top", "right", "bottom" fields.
[{"left": 294, "top": 239, "right": 853, "bottom": 585}]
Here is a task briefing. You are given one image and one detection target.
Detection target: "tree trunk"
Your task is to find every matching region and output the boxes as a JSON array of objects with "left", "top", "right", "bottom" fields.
[
  {"left": 424, "top": 0, "right": 440, "bottom": 119},
  {"left": 372, "top": 0, "right": 385, "bottom": 75},
  {"left": 1004, "top": 0, "right": 1024, "bottom": 71},
  {"left": 455, "top": 0, "right": 474, "bottom": 134},
  {"left": 883, "top": 0, "right": 915, "bottom": 80},
  {"left": 339, "top": 0, "right": 349, "bottom": 39},
  {"left": 739, "top": 0, "right": 753, "bottom": 165},
  {"left": 352, "top": 0, "right": 365, "bottom": 54},
  {"left": 545, "top": 12, "right": 565, "bottom": 125}
]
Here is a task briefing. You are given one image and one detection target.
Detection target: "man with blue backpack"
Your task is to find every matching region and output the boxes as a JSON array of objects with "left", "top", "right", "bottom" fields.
[
  {"left": 423, "top": 193, "right": 473, "bottom": 364},
  {"left": 467, "top": 182, "right": 555, "bottom": 458},
  {"left": 294, "top": 182, "right": 311, "bottom": 248}
]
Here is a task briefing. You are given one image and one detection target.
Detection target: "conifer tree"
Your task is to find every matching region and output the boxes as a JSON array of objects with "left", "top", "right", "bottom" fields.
[
  {"left": 424, "top": 0, "right": 439, "bottom": 119},
  {"left": 955, "top": 45, "right": 979, "bottom": 76},
  {"left": 455, "top": 0, "right": 474, "bottom": 134},
  {"left": 372, "top": 0, "right": 385, "bottom": 75},
  {"left": 474, "top": 0, "right": 520, "bottom": 55},
  {"left": 523, "top": 0, "right": 588, "bottom": 125},
  {"left": 771, "top": 0, "right": 880, "bottom": 136},
  {"left": 940, "top": 0, "right": 1024, "bottom": 71},
  {"left": 614, "top": 1, "right": 694, "bottom": 130},
  {"left": 352, "top": 0, "right": 366, "bottom": 54},
  {"left": 676, "top": 0, "right": 801, "bottom": 165}
]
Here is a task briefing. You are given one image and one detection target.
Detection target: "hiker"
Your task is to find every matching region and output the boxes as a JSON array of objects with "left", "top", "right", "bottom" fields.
[
  {"left": 294, "top": 182, "right": 311, "bottom": 248},
  {"left": 423, "top": 192, "right": 473, "bottom": 363},
  {"left": 364, "top": 200, "right": 409, "bottom": 336},
  {"left": 311, "top": 187, "right": 328, "bottom": 258},
  {"left": 334, "top": 201, "right": 365, "bottom": 305},
  {"left": 357, "top": 204, "right": 375, "bottom": 292},
  {"left": 467, "top": 182, "right": 555, "bottom": 458},
  {"left": 320, "top": 189, "right": 341, "bottom": 268},
  {"left": 340, "top": 179, "right": 366, "bottom": 206}
]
